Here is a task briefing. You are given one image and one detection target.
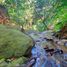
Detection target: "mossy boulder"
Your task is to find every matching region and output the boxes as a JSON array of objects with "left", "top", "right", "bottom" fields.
[{"left": 0, "top": 24, "right": 33, "bottom": 59}]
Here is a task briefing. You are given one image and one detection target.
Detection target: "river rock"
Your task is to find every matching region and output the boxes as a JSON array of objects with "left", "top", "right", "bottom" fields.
[
  {"left": 0, "top": 25, "right": 34, "bottom": 59},
  {"left": 40, "top": 30, "right": 54, "bottom": 39}
]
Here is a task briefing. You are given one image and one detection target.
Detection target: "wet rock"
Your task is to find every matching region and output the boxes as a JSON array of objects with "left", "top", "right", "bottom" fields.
[
  {"left": 40, "top": 30, "right": 54, "bottom": 39},
  {"left": 64, "top": 42, "right": 67, "bottom": 47}
]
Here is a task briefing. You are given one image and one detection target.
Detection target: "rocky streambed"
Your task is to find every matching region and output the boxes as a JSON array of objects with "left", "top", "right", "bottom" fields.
[{"left": 22, "top": 30, "right": 67, "bottom": 67}]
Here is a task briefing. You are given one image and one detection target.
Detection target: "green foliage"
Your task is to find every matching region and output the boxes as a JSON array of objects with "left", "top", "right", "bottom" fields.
[
  {"left": 7, "top": 57, "right": 27, "bottom": 67},
  {"left": 5, "top": 0, "right": 26, "bottom": 23},
  {"left": 0, "top": 57, "right": 27, "bottom": 67},
  {"left": 4, "top": 0, "right": 34, "bottom": 27},
  {"left": 0, "top": 0, "right": 5, "bottom": 4},
  {"left": 0, "top": 0, "right": 66, "bottom": 31},
  {"left": 53, "top": 0, "right": 67, "bottom": 31},
  {"left": 0, "top": 24, "right": 33, "bottom": 59},
  {"left": 36, "top": 22, "right": 46, "bottom": 32}
]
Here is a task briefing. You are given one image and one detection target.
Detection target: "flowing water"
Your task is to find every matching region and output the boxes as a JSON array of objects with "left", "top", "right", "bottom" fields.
[
  {"left": 23, "top": 31, "right": 67, "bottom": 67},
  {"left": 31, "top": 44, "right": 60, "bottom": 67}
]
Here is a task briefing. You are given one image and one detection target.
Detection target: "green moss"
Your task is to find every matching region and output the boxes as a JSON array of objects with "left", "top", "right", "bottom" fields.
[
  {"left": 0, "top": 57, "right": 27, "bottom": 67},
  {"left": 0, "top": 24, "right": 33, "bottom": 59},
  {"left": 7, "top": 57, "right": 27, "bottom": 67}
]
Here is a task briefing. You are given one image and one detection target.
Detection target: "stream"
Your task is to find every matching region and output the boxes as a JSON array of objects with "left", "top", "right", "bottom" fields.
[
  {"left": 31, "top": 41, "right": 60, "bottom": 67},
  {"left": 22, "top": 30, "right": 67, "bottom": 67}
]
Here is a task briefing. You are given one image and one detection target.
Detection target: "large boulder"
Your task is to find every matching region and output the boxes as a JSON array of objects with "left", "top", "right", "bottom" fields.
[{"left": 0, "top": 24, "right": 33, "bottom": 59}]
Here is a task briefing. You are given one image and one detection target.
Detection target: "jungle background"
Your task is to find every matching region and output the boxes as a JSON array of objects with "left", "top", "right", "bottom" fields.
[{"left": 0, "top": 0, "right": 67, "bottom": 67}]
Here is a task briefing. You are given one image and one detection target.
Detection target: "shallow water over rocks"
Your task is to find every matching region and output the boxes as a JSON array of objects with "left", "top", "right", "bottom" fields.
[
  {"left": 23, "top": 30, "right": 67, "bottom": 67},
  {"left": 31, "top": 43, "right": 60, "bottom": 67}
]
